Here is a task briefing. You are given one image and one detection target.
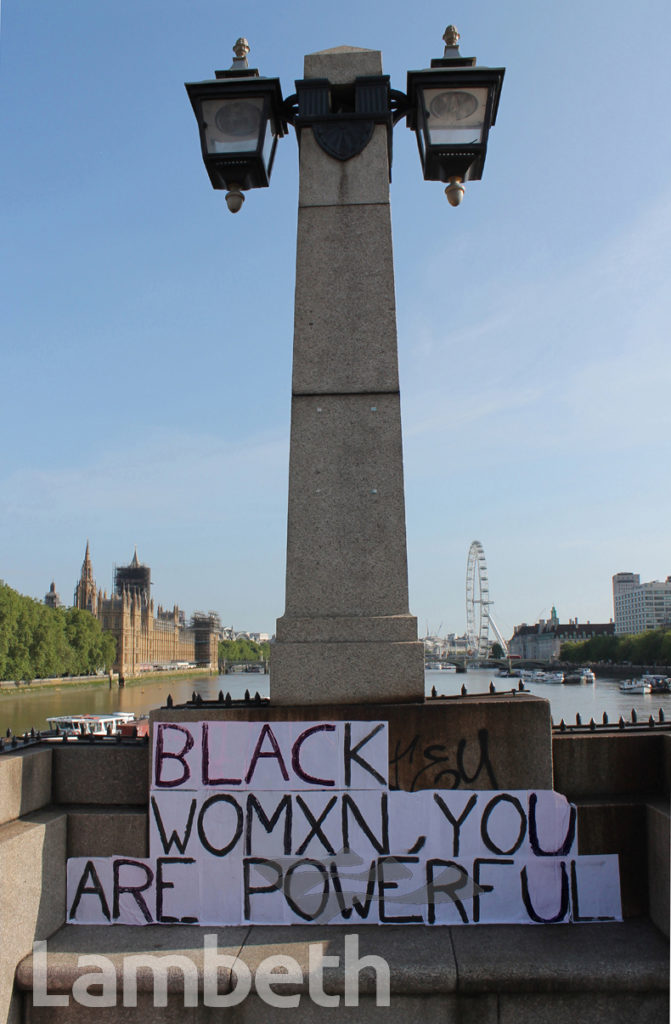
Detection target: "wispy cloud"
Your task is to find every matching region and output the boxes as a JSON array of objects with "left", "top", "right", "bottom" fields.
[{"left": 0, "top": 429, "right": 289, "bottom": 527}]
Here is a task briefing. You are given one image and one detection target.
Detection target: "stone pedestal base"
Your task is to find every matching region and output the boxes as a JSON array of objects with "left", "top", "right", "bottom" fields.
[{"left": 270, "top": 618, "right": 422, "bottom": 708}]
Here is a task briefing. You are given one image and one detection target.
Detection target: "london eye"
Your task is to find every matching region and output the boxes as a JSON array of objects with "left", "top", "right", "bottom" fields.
[{"left": 466, "top": 540, "right": 508, "bottom": 660}]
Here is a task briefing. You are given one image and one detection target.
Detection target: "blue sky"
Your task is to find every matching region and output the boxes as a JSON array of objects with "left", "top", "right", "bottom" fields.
[{"left": 2, "top": 0, "right": 670, "bottom": 639}]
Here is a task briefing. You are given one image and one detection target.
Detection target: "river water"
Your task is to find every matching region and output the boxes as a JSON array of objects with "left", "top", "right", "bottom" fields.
[{"left": 2, "top": 668, "right": 670, "bottom": 737}]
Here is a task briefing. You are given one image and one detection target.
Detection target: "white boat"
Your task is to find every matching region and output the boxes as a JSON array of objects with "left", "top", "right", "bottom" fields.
[
  {"left": 640, "top": 674, "right": 671, "bottom": 694},
  {"left": 564, "top": 668, "right": 595, "bottom": 685},
  {"left": 46, "top": 712, "right": 136, "bottom": 736},
  {"left": 519, "top": 669, "right": 564, "bottom": 684},
  {"left": 618, "top": 679, "right": 652, "bottom": 695}
]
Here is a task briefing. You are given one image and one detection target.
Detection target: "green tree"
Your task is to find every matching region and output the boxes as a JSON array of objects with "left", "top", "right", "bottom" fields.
[
  {"left": 219, "top": 638, "right": 269, "bottom": 665},
  {"left": 0, "top": 582, "right": 116, "bottom": 680}
]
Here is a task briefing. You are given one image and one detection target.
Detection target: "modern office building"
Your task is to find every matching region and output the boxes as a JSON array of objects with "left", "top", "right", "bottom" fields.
[{"left": 612, "top": 572, "right": 671, "bottom": 635}]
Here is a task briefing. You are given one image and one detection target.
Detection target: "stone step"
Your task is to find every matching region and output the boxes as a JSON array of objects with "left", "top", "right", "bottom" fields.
[{"left": 15, "top": 918, "right": 669, "bottom": 1023}]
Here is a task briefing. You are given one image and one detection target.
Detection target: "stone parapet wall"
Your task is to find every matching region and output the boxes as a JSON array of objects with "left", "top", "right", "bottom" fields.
[{"left": 0, "top": 706, "right": 668, "bottom": 1023}]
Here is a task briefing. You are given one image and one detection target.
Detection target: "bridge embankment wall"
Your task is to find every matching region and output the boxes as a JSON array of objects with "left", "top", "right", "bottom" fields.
[{"left": 0, "top": 701, "right": 668, "bottom": 1023}]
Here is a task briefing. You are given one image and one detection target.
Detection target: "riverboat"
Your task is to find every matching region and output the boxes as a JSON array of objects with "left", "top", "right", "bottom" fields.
[
  {"left": 517, "top": 669, "right": 564, "bottom": 684},
  {"left": 46, "top": 712, "right": 136, "bottom": 736},
  {"left": 640, "top": 674, "right": 671, "bottom": 694},
  {"left": 618, "top": 679, "right": 652, "bottom": 695},
  {"left": 564, "top": 668, "right": 596, "bottom": 685}
]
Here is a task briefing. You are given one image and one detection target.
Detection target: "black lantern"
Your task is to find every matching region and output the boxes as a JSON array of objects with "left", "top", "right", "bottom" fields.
[
  {"left": 406, "top": 26, "right": 504, "bottom": 205},
  {"left": 185, "top": 39, "right": 287, "bottom": 212}
]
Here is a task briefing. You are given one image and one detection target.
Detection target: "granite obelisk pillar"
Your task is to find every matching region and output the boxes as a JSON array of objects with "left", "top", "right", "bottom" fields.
[{"left": 271, "top": 46, "right": 425, "bottom": 704}]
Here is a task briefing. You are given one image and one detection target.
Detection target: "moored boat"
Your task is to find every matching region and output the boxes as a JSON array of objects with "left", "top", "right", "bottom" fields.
[
  {"left": 564, "top": 668, "right": 596, "bottom": 685},
  {"left": 618, "top": 679, "right": 652, "bottom": 695},
  {"left": 46, "top": 712, "right": 136, "bottom": 736},
  {"left": 517, "top": 669, "right": 564, "bottom": 684},
  {"left": 640, "top": 674, "right": 671, "bottom": 694}
]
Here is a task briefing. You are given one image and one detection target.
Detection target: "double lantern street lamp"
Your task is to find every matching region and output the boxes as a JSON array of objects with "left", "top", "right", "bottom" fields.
[{"left": 185, "top": 26, "right": 504, "bottom": 212}]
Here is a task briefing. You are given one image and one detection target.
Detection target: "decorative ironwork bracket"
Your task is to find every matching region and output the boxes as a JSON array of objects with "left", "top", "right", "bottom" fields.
[{"left": 284, "top": 75, "right": 408, "bottom": 168}]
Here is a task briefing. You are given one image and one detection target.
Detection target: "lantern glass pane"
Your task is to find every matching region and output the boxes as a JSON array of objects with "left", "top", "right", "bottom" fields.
[
  {"left": 201, "top": 96, "right": 264, "bottom": 154},
  {"left": 416, "top": 101, "right": 426, "bottom": 160},
  {"left": 422, "top": 86, "right": 489, "bottom": 146},
  {"left": 261, "top": 115, "right": 276, "bottom": 172}
]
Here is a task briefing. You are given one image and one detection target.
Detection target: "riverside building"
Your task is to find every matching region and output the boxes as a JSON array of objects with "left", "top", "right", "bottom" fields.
[
  {"left": 509, "top": 607, "right": 614, "bottom": 662},
  {"left": 612, "top": 572, "right": 671, "bottom": 635},
  {"left": 73, "top": 541, "right": 218, "bottom": 678}
]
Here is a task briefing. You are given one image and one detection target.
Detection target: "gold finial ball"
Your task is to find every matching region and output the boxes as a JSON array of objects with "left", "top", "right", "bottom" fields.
[
  {"left": 443, "top": 25, "right": 460, "bottom": 47},
  {"left": 233, "top": 37, "right": 250, "bottom": 59}
]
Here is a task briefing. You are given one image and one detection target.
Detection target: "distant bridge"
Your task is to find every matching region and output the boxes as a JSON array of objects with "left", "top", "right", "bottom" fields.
[{"left": 221, "top": 660, "right": 268, "bottom": 674}]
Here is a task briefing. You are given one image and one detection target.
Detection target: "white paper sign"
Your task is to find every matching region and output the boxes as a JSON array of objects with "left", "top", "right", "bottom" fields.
[{"left": 66, "top": 720, "right": 622, "bottom": 926}]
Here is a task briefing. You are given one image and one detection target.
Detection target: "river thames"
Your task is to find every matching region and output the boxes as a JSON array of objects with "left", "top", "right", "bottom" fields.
[{"left": 1, "top": 667, "right": 670, "bottom": 737}]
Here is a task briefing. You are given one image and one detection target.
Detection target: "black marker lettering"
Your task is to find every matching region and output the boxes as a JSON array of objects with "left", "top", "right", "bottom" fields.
[
  {"left": 292, "top": 724, "right": 336, "bottom": 786},
  {"left": 520, "top": 861, "right": 570, "bottom": 923},
  {"left": 344, "top": 722, "right": 386, "bottom": 787},
  {"left": 201, "top": 723, "right": 241, "bottom": 786},
  {"left": 113, "top": 859, "right": 154, "bottom": 923},
  {"left": 197, "top": 794, "right": 243, "bottom": 857},
  {"left": 480, "top": 794, "right": 527, "bottom": 856},
  {"left": 433, "top": 792, "right": 478, "bottom": 856},
  {"left": 156, "top": 857, "right": 198, "bottom": 923},
  {"left": 426, "top": 859, "right": 470, "bottom": 924},
  {"left": 528, "top": 793, "right": 576, "bottom": 856},
  {"left": 154, "top": 724, "right": 194, "bottom": 788},
  {"left": 69, "top": 861, "right": 110, "bottom": 921},
  {"left": 245, "top": 724, "right": 289, "bottom": 784}
]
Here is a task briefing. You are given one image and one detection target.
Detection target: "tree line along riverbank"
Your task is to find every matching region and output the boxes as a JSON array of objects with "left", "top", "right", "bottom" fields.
[
  {"left": 0, "top": 582, "right": 116, "bottom": 683},
  {"left": 561, "top": 628, "right": 671, "bottom": 667}
]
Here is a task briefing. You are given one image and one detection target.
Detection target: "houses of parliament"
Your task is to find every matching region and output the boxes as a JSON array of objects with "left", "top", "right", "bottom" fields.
[{"left": 72, "top": 541, "right": 218, "bottom": 679}]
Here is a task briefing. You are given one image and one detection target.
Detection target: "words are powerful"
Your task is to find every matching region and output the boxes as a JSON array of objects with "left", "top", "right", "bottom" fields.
[{"left": 67, "top": 720, "right": 621, "bottom": 927}]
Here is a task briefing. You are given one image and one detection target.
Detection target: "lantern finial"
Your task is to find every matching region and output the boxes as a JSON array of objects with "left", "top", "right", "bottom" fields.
[
  {"left": 442, "top": 25, "right": 460, "bottom": 54},
  {"left": 231, "top": 38, "right": 250, "bottom": 69}
]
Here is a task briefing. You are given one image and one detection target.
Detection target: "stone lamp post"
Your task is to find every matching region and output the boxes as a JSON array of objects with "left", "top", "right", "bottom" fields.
[{"left": 186, "top": 30, "right": 504, "bottom": 705}]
